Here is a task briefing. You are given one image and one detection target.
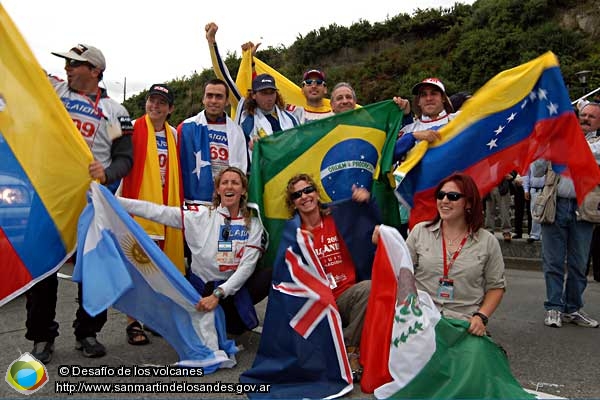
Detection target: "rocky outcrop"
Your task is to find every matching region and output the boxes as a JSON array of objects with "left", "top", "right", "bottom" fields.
[{"left": 560, "top": 3, "right": 600, "bottom": 38}]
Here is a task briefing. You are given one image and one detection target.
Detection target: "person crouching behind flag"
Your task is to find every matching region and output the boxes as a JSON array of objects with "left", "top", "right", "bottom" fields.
[
  {"left": 119, "top": 166, "right": 270, "bottom": 335},
  {"left": 285, "top": 173, "right": 374, "bottom": 382},
  {"left": 404, "top": 172, "right": 506, "bottom": 336}
]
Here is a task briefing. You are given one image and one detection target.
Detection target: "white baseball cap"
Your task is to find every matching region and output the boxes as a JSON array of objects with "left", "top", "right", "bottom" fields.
[{"left": 51, "top": 44, "right": 106, "bottom": 71}]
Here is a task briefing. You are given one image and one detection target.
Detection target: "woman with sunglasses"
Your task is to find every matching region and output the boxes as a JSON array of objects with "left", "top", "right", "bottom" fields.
[
  {"left": 119, "top": 166, "right": 270, "bottom": 335},
  {"left": 405, "top": 172, "right": 505, "bottom": 337},
  {"left": 284, "top": 173, "right": 373, "bottom": 381}
]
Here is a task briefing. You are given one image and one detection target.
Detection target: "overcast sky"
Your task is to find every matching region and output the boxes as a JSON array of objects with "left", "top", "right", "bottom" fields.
[{"left": 3, "top": 0, "right": 474, "bottom": 100}]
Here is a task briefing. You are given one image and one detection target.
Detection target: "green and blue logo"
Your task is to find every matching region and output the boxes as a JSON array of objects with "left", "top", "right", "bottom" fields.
[{"left": 5, "top": 353, "right": 48, "bottom": 395}]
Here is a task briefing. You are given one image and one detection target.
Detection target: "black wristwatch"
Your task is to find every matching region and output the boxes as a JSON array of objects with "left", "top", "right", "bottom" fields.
[{"left": 473, "top": 311, "right": 489, "bottom": 325}]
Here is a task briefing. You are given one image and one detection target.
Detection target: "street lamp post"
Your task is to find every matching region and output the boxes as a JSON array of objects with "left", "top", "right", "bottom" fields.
[{"left": 576, "top": 70, "right": 592, "bottom": 96}]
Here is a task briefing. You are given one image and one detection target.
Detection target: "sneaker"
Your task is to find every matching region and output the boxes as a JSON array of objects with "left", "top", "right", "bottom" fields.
[
  {"left": 32, "top": 341, "right": 54, "bottom": 364},
  {"left": 512, "top": 234, "right": 523, "bottom": 239},
  {"left": 562, "top": 310, "right": 599, "bottom": 328},
  {"left": 544, "top": 309, "right": 562, "bottom": 327},
  {"left": 527, "top": 237, "right": 539, "bottom": 243},
  {"left": 76, "top": 337, "right": 106, "bottom": 358}
]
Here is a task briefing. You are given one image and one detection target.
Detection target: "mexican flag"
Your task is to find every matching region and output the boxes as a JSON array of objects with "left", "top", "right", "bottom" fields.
[
  {"left": 361, "top": 225, "right": 535, "bottom": 399},
  {"left": 248, "top": 100, "right": 403, "bottom": 267}
]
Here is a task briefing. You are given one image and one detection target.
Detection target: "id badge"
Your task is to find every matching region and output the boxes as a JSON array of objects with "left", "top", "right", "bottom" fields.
[
  {"left": 216, "top": 241, "right": 234, "bottom": 265},
  {"left": 436, "top": 278, "right": 455, "bottom": 300}
]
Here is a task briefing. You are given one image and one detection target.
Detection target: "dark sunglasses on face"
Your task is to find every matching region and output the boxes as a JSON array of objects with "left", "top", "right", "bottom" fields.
[
  {"left": 65, "top": 59, "right": 93, "bottom": 68},
  {"left": 290, "top": 185, "right": 316, "bottom": 200},
  {"left": 436, "top": 190, "right": 465, "bottom": 201},
  {"left": 303, "top": 79, "right": 325, "bottom": 86}
]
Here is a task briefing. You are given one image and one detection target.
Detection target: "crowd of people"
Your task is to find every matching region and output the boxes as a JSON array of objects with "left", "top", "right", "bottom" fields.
[{"left": 23, "top": 30, "right": 600, "bottom": 387}]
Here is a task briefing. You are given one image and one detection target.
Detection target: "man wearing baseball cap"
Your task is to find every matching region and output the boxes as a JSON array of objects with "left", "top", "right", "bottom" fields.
[
  {"left": 235, "top": 73, "right": 298, "bottom": 145},
  {"left": 51, "top": 43, "right": 107, "bottom": 73},
  {"left": 286, "top": 68, "right": 334, "bottom": 123},
  {"left": 25, "top": 43, "right": 133, "bottom": 363},
  {"left": 393, "top": 77, "right": 456, "bottom": 163},
  {"left": 205, "top": 22, "right": 301, "bottom": 139}
]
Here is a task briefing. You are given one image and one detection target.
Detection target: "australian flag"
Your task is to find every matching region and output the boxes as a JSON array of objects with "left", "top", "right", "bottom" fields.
[{"left": 240, "top": 199, "right": 379, "bottom": 398}]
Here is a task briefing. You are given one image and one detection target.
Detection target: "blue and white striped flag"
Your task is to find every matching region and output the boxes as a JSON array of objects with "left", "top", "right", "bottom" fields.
[{"left": 72, "top": 182, "right": 237, "bottom": 372}]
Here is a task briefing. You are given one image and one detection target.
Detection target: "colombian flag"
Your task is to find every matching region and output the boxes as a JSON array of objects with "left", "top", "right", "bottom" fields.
[
  {"left": 248, "top": 100, "right": 402, "bottom": 267},
  {"left": 0, "top": 5, "right": 92, "bottom": 305},
  {"left": 395, "top": 51, "right": 600, "bottom": 227}
]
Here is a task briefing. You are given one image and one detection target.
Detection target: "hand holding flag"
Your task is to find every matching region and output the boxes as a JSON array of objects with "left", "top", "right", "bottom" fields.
[
  {"left": 362, "top": 226, "right": 535, "bottom": 399},
  {"left": 73, "top": 182, "right": 237, "bottom": 372},
  {"left": 395, "top": 51, "right": 600, "bottom": 227}
]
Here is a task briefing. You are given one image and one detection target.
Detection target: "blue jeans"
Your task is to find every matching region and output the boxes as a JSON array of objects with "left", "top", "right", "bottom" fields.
[{"left": 541, "top": 197, "right": 593, "bottom": 313}]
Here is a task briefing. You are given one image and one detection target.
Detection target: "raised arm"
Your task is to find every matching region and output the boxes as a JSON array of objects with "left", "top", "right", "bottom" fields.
[
  {"left": 118, "top": 197, "right": 183, "bottom": 229},
  {"left": 205, "top": 22, "right": 242, "bottom": 106}
]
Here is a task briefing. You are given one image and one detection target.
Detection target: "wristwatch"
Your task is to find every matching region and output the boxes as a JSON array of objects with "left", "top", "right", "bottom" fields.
[
  {"left": 473, "top": 311, "right": 489, "bottom": 326},
  {"left": 212, "top": 287, "right": 225, "bottom": 300}
]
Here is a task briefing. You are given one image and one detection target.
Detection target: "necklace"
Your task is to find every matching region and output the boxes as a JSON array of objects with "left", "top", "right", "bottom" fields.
[
  {"left": 445, "top": 236, "right": 462, "bottom": 246},
  {"left": 443, "top": 230, "right": 467, "bottom": 246}
]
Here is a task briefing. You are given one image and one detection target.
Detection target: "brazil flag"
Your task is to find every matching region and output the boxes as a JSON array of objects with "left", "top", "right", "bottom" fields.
[{"left": 248, "top": 100, "right": 403, "bottom": 266}]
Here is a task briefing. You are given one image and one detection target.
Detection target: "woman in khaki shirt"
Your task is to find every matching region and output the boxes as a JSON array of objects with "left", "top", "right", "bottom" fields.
[{"left": 406, "top": 173, "right": 506, "bottom": 337}]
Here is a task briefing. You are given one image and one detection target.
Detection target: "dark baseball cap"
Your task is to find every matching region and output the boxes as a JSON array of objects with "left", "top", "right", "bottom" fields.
[
  {"left": 252, "top": 74, "right": 277, "bottom": 92},
  {"left": 147, "top": 83, "right": 174, "bottom": 105}
]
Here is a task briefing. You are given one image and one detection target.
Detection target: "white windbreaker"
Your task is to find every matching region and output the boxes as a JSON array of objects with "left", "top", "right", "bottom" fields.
[{"left": 118, "top": 198, "right": 264, "bottom": 297}]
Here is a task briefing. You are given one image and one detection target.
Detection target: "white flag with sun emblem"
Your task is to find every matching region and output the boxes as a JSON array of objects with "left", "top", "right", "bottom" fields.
[{"left": 72, "top": 182, "right": 237, "bottom": 372}]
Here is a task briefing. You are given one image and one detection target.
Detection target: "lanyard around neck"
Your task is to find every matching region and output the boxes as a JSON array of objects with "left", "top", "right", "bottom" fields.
[
  {"left": 441, "top": 229, "right": 469, "bottom": 279},
  {"left": 78, "top": 87, "right": 102, "bottom": 113}
]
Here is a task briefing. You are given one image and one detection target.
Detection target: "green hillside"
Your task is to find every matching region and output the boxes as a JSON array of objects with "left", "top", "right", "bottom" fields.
[{"left": 124, "top": 0, "right": 600, "bottom": 126}]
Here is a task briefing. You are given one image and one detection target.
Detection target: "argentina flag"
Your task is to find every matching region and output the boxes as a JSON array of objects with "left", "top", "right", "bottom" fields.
[{"left": 72, "top": 182, "right": 237, "bottom": 372}]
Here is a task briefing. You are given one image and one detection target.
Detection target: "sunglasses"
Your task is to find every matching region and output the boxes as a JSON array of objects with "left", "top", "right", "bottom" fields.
[
  {"left": 221, "top": 217, "right": 232, "bottom": 241},
  {"left": 436, "top": 190, "right": 465, "bottom": 201},
  {"left": 65, "top": 59, "right": 93, "bottom": 68},
  {"left": 290, "top": 185, "right": 316, "bottom": 200},
  {"left": 303, "top": 79, "right": 325, "bottom": 86}
]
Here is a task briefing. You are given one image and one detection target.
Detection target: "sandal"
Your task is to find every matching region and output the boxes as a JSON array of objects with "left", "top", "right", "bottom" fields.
[
  {"left": 346, "top": 347, "right": 363, "bottom": 383},
  {"left": 126, "top": 321, "right": 150, "bottom": 345}
]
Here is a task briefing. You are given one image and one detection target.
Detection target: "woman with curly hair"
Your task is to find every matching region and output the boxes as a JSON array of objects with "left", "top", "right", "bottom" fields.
[{"left": 284, "top": 173, "right": 372, "bottom": 381}]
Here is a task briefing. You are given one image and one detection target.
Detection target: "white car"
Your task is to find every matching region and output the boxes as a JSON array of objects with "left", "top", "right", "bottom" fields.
[{"left": 0, "top": 172, "right": 32, "bottom": 247}]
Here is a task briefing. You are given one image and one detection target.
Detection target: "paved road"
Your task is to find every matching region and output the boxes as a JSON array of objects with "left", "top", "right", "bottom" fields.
[{"left": 1, "top": 264, "right": 599, "bottom": 398}]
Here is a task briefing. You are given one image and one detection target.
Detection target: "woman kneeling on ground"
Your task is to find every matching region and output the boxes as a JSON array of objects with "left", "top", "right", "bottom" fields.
[
  {"left": 119, "top": 166, "right": 270, "bottom": 335},
  {"left": 285, "top": 173, "right": 374, "bottom": 381}
]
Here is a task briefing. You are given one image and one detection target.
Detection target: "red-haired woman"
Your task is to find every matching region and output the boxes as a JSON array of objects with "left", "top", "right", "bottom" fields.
[{"left": 406, "top": 173, "right": 505, "bottom": 336}]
